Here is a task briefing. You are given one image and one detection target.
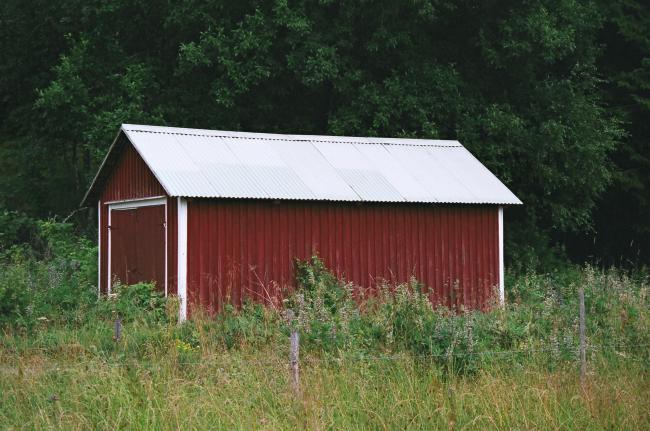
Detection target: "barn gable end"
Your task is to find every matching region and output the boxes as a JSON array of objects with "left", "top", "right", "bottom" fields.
[
  {"left": 100, "top": 135, "right": 166, "bottom": 202},
  {"left": 95, "top": 134, "right": 178, "bottom": 296}
]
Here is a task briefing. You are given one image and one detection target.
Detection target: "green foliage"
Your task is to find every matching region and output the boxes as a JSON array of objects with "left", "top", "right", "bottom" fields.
[
  {"left": 0, "top": 220, "right": 96, "bottom": 330},
  {"left": 3, "top": 0, "right": 647, "bottom": 267},
  {"left": 574, "top": 0, "right": 650, "bottom": 264},
  {"left": 0, "top": 254, "right": 648, "bottom": 428},
  {"left": 284, "top": 258, "right": 649, "bottom": 375},
  {"left": 96, "top": 282, "right": 169, "bottom": 325},
  {"left": 0, "top": 252, "right": 33, "bottom": 328},
  {"left": 0, "top": 208, "right": 38, "bottom": 251},
  {"left": 0, "top": 216, "right": 176, "bottom": 331},
  {"left": 209, "top": 301, "right": 280, "bottom": 349},
  {"left": 2, "top": 241, "right": 648, "bottom": 378},
  {"left": 290, "top": 256, "right": 358, "bottom": 349},
  {"left": 294, "top": 255, "right": 351, "bottom": 315}
]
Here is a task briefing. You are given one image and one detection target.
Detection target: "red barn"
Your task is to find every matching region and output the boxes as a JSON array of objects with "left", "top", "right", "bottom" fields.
[{"left": 82, "top": 124, "right": 521, "bottom": 320}]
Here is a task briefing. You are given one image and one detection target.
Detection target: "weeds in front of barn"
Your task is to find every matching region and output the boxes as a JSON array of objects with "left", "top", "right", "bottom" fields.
[
  {"left": 2, "top": 342, "right": 648, "bottom": 429},
  {"left": 1, "top": 223, "right": 649, "bottom": 429}
]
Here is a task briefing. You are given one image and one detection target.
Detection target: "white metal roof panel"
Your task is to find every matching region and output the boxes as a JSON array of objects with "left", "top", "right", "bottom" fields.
[
  {"left": 429, "top": 146, "right": 516, "bottom": 204},
  {"left": 272, "top": 139, "right": 359, "bottom": 201},
  {"left": 385, "top": 145, "right": 477, "bottom": 203},
  {"left": 123, "top": 130, "right": 215, "bottom": 197},
  {"left": 175, "top": 134, "right": 259, "bottom": 198},
  {"left": 353, "top": 144, "right": 431, "bottom": 202},
  {"left": 108, "top": 124, "right": 522, "bottom": 205},
  {"left": 222, "top": 137, "right": 314, "bottom": 199},
  {"left": 312, "top": 140, "right": 404, "bottom": 201}
]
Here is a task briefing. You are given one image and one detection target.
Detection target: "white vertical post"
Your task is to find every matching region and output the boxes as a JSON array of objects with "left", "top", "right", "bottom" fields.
[
  {"left": 107, "top": 204, "right": 112, "bottom": 295},
  {"left": 498, "top": 206, "right": 505, "bottom": 305},
  {"left": 164, "top": 199, "right": 168, "bottom": 297},
  {"left": 97, "top": 200, "right": 102, "bottom": 298},
  {"left": 177, "top": 197, "right": 188, "bottom": 321}
]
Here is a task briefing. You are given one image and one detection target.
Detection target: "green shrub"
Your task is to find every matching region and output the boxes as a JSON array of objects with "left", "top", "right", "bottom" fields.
[
  {"left": 0, "top": 220, "right": 96, "bottom": 330},
  {"left": 207, "top": 301, "right": 280, "bottom": 349},
  {"left": 289, "top": 256, "right": 359, "bottom": 350},
  {"left": 0, "top": 250, "right": 34, "bottom": 328},
  {"left": 285, "top": 258, "right": 649, "bottom": 375},
  {"left": 294, "top": 255, "right": 350, "bottom": 314},
  {"left": 96, "top": 282, "right": 169, "bottom": 325}
]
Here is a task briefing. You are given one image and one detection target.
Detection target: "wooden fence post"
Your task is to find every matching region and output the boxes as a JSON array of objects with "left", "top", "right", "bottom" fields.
[
  {"left": 286, "top": 309, "right": 300, "bottom": 396},
  {"left": 114, "top": 316, "right": 122, "bottom": 343},
  {"left": 579, "top": 288, "right": 586, "bottom": 386},
  {"left": 290, "top": 329, "right": 300, "bottom": 396}
]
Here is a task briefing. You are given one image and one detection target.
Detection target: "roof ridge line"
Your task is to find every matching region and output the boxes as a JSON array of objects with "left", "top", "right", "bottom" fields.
[{"left": 125, "top": 128, "right": 462, "bottom": 147}]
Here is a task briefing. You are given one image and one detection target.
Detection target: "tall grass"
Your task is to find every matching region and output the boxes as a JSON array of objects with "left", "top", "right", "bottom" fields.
[
  {"left": 1, "top": 339, "right": 648, "bottom": 429},
  {"left": 1, "top": 224, "right": 649, "bottom": 429}
]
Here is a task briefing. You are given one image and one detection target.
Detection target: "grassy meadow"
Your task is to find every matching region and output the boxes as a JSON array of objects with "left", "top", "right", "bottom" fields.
[
  {"left": 2, "top": 342, "right": 648, "bottom": 430},
  {"left": 1, "top": 224, "right": 649, "bottom": 429}
]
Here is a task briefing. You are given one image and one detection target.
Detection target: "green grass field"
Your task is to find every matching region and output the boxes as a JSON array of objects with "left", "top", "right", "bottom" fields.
[
  {"left": 1, "top": 340, "right": 648, "bottom": 430},
  {"left": 1, "top": 248, "right": 649, "bottom": 429}
]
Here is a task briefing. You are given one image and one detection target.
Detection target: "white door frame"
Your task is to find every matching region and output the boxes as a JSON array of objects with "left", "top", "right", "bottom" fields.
[
  {"left": 97, "top": 200, "right": 101, "bottom": 298},
  {"left": 106, "top": 196, "right": 168, "bottom": 295}
]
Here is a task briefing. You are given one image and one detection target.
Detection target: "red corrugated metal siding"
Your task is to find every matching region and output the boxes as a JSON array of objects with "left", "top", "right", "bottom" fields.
[
  {"left": 98, "top": 142, "right": 175, "bottom": 295},
  {"left": 186, "top": 199, "right": 499, "bottom": 313},
  {"left": 100, "top": 143, "right": 166, "bottom": 202}
]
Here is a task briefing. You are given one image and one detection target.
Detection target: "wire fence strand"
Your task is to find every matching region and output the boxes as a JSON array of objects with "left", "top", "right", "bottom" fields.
[{"left": 2, "top": 342, "right": 648, "bottom": 376}]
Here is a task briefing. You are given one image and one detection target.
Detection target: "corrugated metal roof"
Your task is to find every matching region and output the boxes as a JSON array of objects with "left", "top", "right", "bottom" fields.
[{"left": 83, "top": 124, "right": 522, "bottom": 205}]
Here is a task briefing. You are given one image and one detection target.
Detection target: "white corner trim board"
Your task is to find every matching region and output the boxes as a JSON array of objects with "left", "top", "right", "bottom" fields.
[
  {"left": 97, "top": 200, "right": 101, "bottom": 298},
  {"left": 165, "top": 202, "right": 169, "bottom": 298},
  {"left": 498, "top": 206, "right": 505, "bottom": 305},
  {"left": 106, "top": 196, "right": 168, "bottom": 295},
  {"left": 177, "top": 197, "right": 188, "bottom": 321}
]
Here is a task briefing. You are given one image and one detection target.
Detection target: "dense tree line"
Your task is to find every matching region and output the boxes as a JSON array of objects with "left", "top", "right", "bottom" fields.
[{"left": 0, "top": 0, "right": 648, "bottom": 267}]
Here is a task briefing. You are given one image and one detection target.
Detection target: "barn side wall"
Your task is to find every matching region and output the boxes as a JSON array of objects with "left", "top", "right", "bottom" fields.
[
  {"left": 98, "top": 142, "right": 175, "bottom": 295},
  {"left": 186, "top": 199, "right": 499, "bottom": 313}
]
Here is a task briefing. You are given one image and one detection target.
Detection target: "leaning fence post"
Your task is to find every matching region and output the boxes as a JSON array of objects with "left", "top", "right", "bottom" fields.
[
  {"left": 286, "top": 309, "right": 300, "bottom": 396},
  {"left": 579, "top": 288, "right": 586, "bottom": 386}
]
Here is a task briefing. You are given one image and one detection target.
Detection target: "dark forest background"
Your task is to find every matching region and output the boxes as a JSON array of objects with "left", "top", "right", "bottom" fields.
[{"left": 1, "top": 0, "right": 648, "bottom": 269}]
